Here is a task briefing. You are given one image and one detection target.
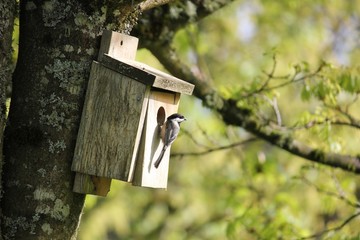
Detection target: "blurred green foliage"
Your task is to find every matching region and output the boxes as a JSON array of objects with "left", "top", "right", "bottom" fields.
[{"left": 78, "top": 0, "right": 360, "bottom": 239}]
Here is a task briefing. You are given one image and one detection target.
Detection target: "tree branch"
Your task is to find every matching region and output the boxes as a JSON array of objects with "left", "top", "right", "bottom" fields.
[
  {"left": 138, "top": 0, "right": 175, "bottom": 11},
  {"left": 134, "top": 0, "right": 360, "bottom": 173},
  {"left": 133, "top": 0, "right": 236, "bottom": 47},
  {"left": 148, "top": 43, "right": 360, "bottom": 174}
]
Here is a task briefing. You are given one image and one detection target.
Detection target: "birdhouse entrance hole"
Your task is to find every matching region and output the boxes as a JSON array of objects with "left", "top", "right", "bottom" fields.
[{"left": 157, "top": 107, "right": 166, "bottom": 126}]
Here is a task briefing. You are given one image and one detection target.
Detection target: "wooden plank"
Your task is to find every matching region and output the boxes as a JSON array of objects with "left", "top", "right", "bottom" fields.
[
  {"left": 127, "top": 86, "right": 151, "bottom": 182},
  {"left": 101, "top": 54, "right": 156, "bottom": 86},
  {"left": 73, "top": 172, "right": 111, "bottom": 197},
  {"left": 72, "top": 62, "right": 148, "bottom": 181},
  {"left": 73, "top": 31, "right": 142, "bottom": 195},
  {"left": 128, "top": 60, "right": 195, "bottom": 95},
  {"left": 98, "top": 30, "right": 139, "bottom": 62},
  {"left": 102, "top": 54, "right": 194, "bottom": 95},
  {"left": 132, "top": 91, "right": 181, "bottom": 189}
]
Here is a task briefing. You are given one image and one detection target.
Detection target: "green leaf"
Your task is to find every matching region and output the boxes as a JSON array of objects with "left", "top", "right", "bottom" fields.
[{"left": 301, "top": 84, "right": 311, "bottom": 101}]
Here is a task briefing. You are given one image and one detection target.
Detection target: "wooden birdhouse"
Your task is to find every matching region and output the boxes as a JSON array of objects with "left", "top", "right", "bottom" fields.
[{"left": 71, "top": 30, "right": 194, "bottom": 196}]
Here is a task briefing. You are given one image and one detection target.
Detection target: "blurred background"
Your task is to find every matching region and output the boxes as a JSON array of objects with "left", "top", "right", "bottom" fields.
[{"left": 77, "top": 1, "right": 360, "bottom": 239}]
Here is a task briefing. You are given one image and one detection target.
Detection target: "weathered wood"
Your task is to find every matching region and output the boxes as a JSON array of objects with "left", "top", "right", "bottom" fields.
[
  {"left": 132, "top": 91, "right": 181, "bottom": 189},
  {"left": 127, "top": 86, "right": 151, "bottom": 181},
  {"left": 98, "top": 30, "right": 139, "bottom": 62},
  {"left": 73, "top": 173, "right": 111, "bottom": 197},
  {"left": 72, "top": 61, "right": 149, "bottom": 180},
  {"left": 102, "top": 54, "right": 194, "bottom": 95},
  {"left": 129, "top": 60, "right": 195, "bottom": 95},
  {"left": 73, "top": 31, "right": 140, "bottom": 195},
  {"left": 72, "top": 31, "right": 194, "bottom": 194},
  {"left": 101, "top": 54, "right": 156, "bottom": 85}
]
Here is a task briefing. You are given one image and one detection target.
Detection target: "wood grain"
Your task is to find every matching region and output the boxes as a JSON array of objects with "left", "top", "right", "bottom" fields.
[
  {"left": 102, "top": 54, "right": 194, "bottom": 95},
  {"left": 98, "top": 30, "right": 139, "bottom": 62},
  {"left": 72, "top": 62, "right": 148, "bottom": 181}
]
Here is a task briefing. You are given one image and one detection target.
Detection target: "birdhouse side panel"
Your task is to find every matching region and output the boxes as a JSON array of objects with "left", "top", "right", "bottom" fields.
[
  {"left": 132, "top": 91, "right": 181, "bottom": 188},
  {"left": 72, "top": 62, "right": 147, "bottom": 181}
]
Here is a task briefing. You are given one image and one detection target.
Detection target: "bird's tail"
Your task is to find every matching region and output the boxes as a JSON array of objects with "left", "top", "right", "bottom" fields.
[{"left": 154, "top": 147, "right": 166, "bottom": 168}]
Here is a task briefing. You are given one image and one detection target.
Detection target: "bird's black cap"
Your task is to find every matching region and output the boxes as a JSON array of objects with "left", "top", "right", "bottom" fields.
[{"left": 167, "top": 113, "right": 186, "bottom": 120}]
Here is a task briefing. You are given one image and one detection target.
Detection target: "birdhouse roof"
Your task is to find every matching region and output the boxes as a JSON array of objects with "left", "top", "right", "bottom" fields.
[{"left": 100, "top": 54, "right": 194, "bottom": 95}]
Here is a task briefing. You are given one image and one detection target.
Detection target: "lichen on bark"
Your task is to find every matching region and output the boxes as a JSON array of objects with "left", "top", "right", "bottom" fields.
[{"left": 1, "top": 0, "right": 140, "bottom": 239}]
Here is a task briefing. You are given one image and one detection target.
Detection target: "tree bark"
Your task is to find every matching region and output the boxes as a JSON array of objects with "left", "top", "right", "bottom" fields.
[
  {"left": 1, "top": 0, "right": 134, "bottom": 239},
  {"left": 0, "top": 0, "right": 176, "bottom": 238},
  {"left": 0, "top": 0, "right": 16, "bottom": 239}
]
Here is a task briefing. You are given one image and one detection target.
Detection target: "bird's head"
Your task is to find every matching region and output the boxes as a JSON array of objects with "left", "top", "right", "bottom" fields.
[{"left": 167, "top": 113, "right": 186, "bottom": 123}]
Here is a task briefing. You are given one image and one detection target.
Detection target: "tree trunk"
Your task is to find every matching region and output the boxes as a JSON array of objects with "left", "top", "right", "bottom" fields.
[
  {"left": 1, "top": 1, "right": 120, "bottom": 239},
  {"left": 0, "top": 0, "right": 16, "bottom": 239}
]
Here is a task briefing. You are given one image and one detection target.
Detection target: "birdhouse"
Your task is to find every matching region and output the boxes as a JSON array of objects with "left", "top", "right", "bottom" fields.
[{"left": 71, "top": 30, "right": 194, "bottom": 195}]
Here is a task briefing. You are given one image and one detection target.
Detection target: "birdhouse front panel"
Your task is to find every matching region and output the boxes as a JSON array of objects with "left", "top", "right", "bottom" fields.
[
  {"left": 72, "top": 61, "right": 149, "bottom": 181},
  {"left": 132, "top": 90, "right": 181, "bottom": 189}
]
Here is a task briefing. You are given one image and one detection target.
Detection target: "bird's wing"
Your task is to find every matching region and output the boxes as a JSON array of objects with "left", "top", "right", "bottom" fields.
[{"left": 165, "top": 121, "right": 179, "bottom": 145}]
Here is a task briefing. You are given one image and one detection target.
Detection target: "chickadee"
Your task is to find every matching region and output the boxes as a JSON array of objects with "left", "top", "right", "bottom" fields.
[{"left": 154, "top": 113, "right": 186, "bottom": 168}]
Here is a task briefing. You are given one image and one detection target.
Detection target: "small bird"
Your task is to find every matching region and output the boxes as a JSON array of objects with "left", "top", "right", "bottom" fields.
[{"left": 154, "top": 113, "right": 186, "bottom": 168}]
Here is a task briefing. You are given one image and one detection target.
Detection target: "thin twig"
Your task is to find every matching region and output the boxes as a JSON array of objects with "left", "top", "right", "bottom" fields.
[
  {"left": 172, "top": 138, "right": 258, "bottom": 157},
  {"left": 331, "top": 172, "right": 347, "bottom": 200},
  {"left": 262, "top": 95, "right": 282, "bottom": 126},
  {"left": 181, "top": 128, "right": 213, "bottom": 149},
  {"left": 196, "top": 123, "right": 222, "bottom": 146},
  {"left": 298, "top": 211, "right": 360, "bottom": 239},
  {"left": 264, "top": 62, "right": 326, "bottom": 92},
  {"left": 259, "top": 54, "right": 278, "bottom": 91},
  {"left": 291, "top": 119, "right": 360, "bottom": 130},
  {"left": 272, "top": 97, "right": 282, "bottom": 126},
  {"left": 243, "top": 60, "right": 324, "bottom": 99},
  {"left": 344, "top": 94, "right": 358, "bottom": 113},
  {"left": 325, "top": 104, "right": 360, "bottom": 129},
  {"left": 294, "top": 176, "right": 360, "bottom": 209}
]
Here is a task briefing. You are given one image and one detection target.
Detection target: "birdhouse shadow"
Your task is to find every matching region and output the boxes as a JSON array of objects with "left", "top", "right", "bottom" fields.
[
  {"left": 148, "top": 124, "right": 161, "bottom": 172},
  {"left": 148, "top": 106, "right": 166, "bottom": 172}
]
